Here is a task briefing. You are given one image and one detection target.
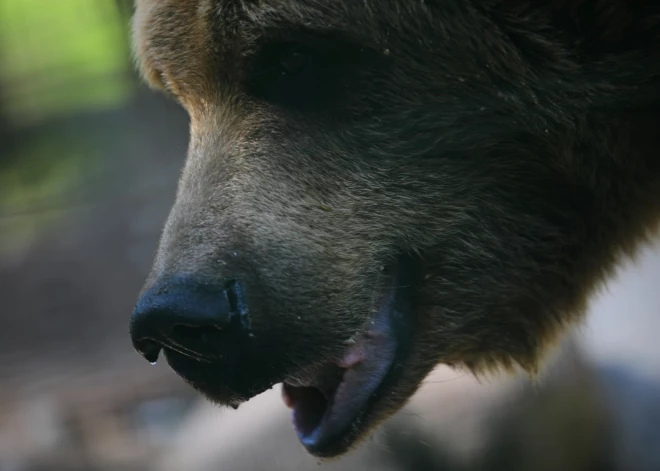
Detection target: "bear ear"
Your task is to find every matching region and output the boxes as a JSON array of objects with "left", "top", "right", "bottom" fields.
[{"left": 546, "top": 0, "right": 660, "bottom": 52}]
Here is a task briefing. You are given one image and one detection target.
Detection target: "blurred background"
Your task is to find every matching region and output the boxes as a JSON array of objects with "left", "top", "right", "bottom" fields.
[{"left": 0, "top": 1, "right": 659, "bottom": 470}]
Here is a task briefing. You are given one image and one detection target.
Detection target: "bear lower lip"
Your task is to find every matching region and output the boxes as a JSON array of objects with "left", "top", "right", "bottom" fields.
[
  {"left": 281, "top": 335, "right": 395, "bottom": 452},
  {"left": 281, "top": 257, "right": 416, "bottom": 456}
]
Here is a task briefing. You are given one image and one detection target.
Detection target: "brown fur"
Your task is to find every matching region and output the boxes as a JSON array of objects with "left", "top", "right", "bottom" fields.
[{"left": 131, "top": 0, "right": 660, "bottom": 456}]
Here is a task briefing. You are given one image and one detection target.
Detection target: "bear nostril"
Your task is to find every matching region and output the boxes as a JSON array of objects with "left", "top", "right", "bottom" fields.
[{"left": 130, "top": 274, "right": 251, "bottom": 364}]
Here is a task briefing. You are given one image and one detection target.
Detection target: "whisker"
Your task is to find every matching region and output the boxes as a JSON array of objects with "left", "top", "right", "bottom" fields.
[{"left": 163, "top": 341, "right": 213, "bottom": 363}]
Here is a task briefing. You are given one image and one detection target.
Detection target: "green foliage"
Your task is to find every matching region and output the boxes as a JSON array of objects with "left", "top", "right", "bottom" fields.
[
  {"left": 0, "top": 0, "right": 135, "bottom": 125},
  {"left": 0, "top": 131, "right": 100, "bottom": 257},
  {"left": 0, "top": 0, "right": 140, "bottom": 256}
]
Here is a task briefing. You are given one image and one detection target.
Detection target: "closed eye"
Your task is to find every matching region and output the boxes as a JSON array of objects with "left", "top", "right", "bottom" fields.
[{"left": 243, "top": 35, "right": 374, "bottom": 113}]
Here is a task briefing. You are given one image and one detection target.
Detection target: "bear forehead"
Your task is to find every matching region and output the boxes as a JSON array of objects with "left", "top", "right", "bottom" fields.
[
  {"left": 134, "top": 0, "right": 437, "bottom": 64},
  {"left": 132, "top": 0, "right": 507, "bottom": 114}
]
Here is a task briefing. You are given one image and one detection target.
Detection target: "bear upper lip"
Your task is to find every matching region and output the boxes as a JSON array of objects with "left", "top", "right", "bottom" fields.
[{"left": 280, "top": 258, "right": 415, "bottom": 456}]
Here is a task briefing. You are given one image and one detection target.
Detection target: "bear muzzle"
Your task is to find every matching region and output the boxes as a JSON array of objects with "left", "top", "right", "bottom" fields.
[{"left": 129, "top": 257, "right": 419, "bottom": 457}]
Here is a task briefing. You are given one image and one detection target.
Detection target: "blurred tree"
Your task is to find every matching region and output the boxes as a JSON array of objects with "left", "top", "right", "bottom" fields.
[
  {"left": 0, "top": 0, "right": 140, "bottom": 257},
  {"left": 0, "top": 0, "right": 135, "bottom": 127}
]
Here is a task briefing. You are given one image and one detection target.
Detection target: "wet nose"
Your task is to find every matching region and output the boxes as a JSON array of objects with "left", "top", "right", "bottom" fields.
[{"left": 129, "top": 274, "right": 249, "bottom": 363}]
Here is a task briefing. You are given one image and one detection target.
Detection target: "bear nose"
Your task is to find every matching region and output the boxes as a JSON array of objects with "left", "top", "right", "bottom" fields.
[{"left": 129, "top": 274, "right": 248, "bottom": 364}]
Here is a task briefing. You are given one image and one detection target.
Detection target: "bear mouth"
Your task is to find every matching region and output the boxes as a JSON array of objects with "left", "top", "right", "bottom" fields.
[{"left": 281, "top": 258, "right": 415, "bottom": 456}]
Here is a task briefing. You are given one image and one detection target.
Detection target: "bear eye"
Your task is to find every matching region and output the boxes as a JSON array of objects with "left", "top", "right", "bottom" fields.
[
  {"left": 244, "top": 35, "right": 381, "bottom": 115},
  {"left": 245, "top": 41, "right": 345, "bottom": 111},
  {"left": 279, "top": 48, "right": 310, "bottom": 77}
]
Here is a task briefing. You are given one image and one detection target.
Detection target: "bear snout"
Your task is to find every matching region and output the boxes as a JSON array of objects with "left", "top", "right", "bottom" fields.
[{"left": 130, "top": 274, "right": 254, "bottom": 382}]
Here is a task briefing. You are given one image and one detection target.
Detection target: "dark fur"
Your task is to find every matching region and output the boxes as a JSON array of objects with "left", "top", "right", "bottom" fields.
[{"left": 132, "top": 0, "right": 660, "bottom": 455}]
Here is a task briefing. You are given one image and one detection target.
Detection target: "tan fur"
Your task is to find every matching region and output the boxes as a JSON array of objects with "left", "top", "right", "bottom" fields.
[{"left": 131, "top": 0, "right": 660, "bottom": 457}]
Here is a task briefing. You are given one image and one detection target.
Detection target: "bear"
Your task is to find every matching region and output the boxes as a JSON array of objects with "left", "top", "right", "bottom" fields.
[{"left": 128, "top": 0, "right": 660, "bottom": 459}]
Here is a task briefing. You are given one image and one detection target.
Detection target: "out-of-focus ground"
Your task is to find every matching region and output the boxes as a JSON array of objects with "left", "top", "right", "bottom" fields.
[{"left": 0, "top": 2, "right": 659, "bottom": 470}]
